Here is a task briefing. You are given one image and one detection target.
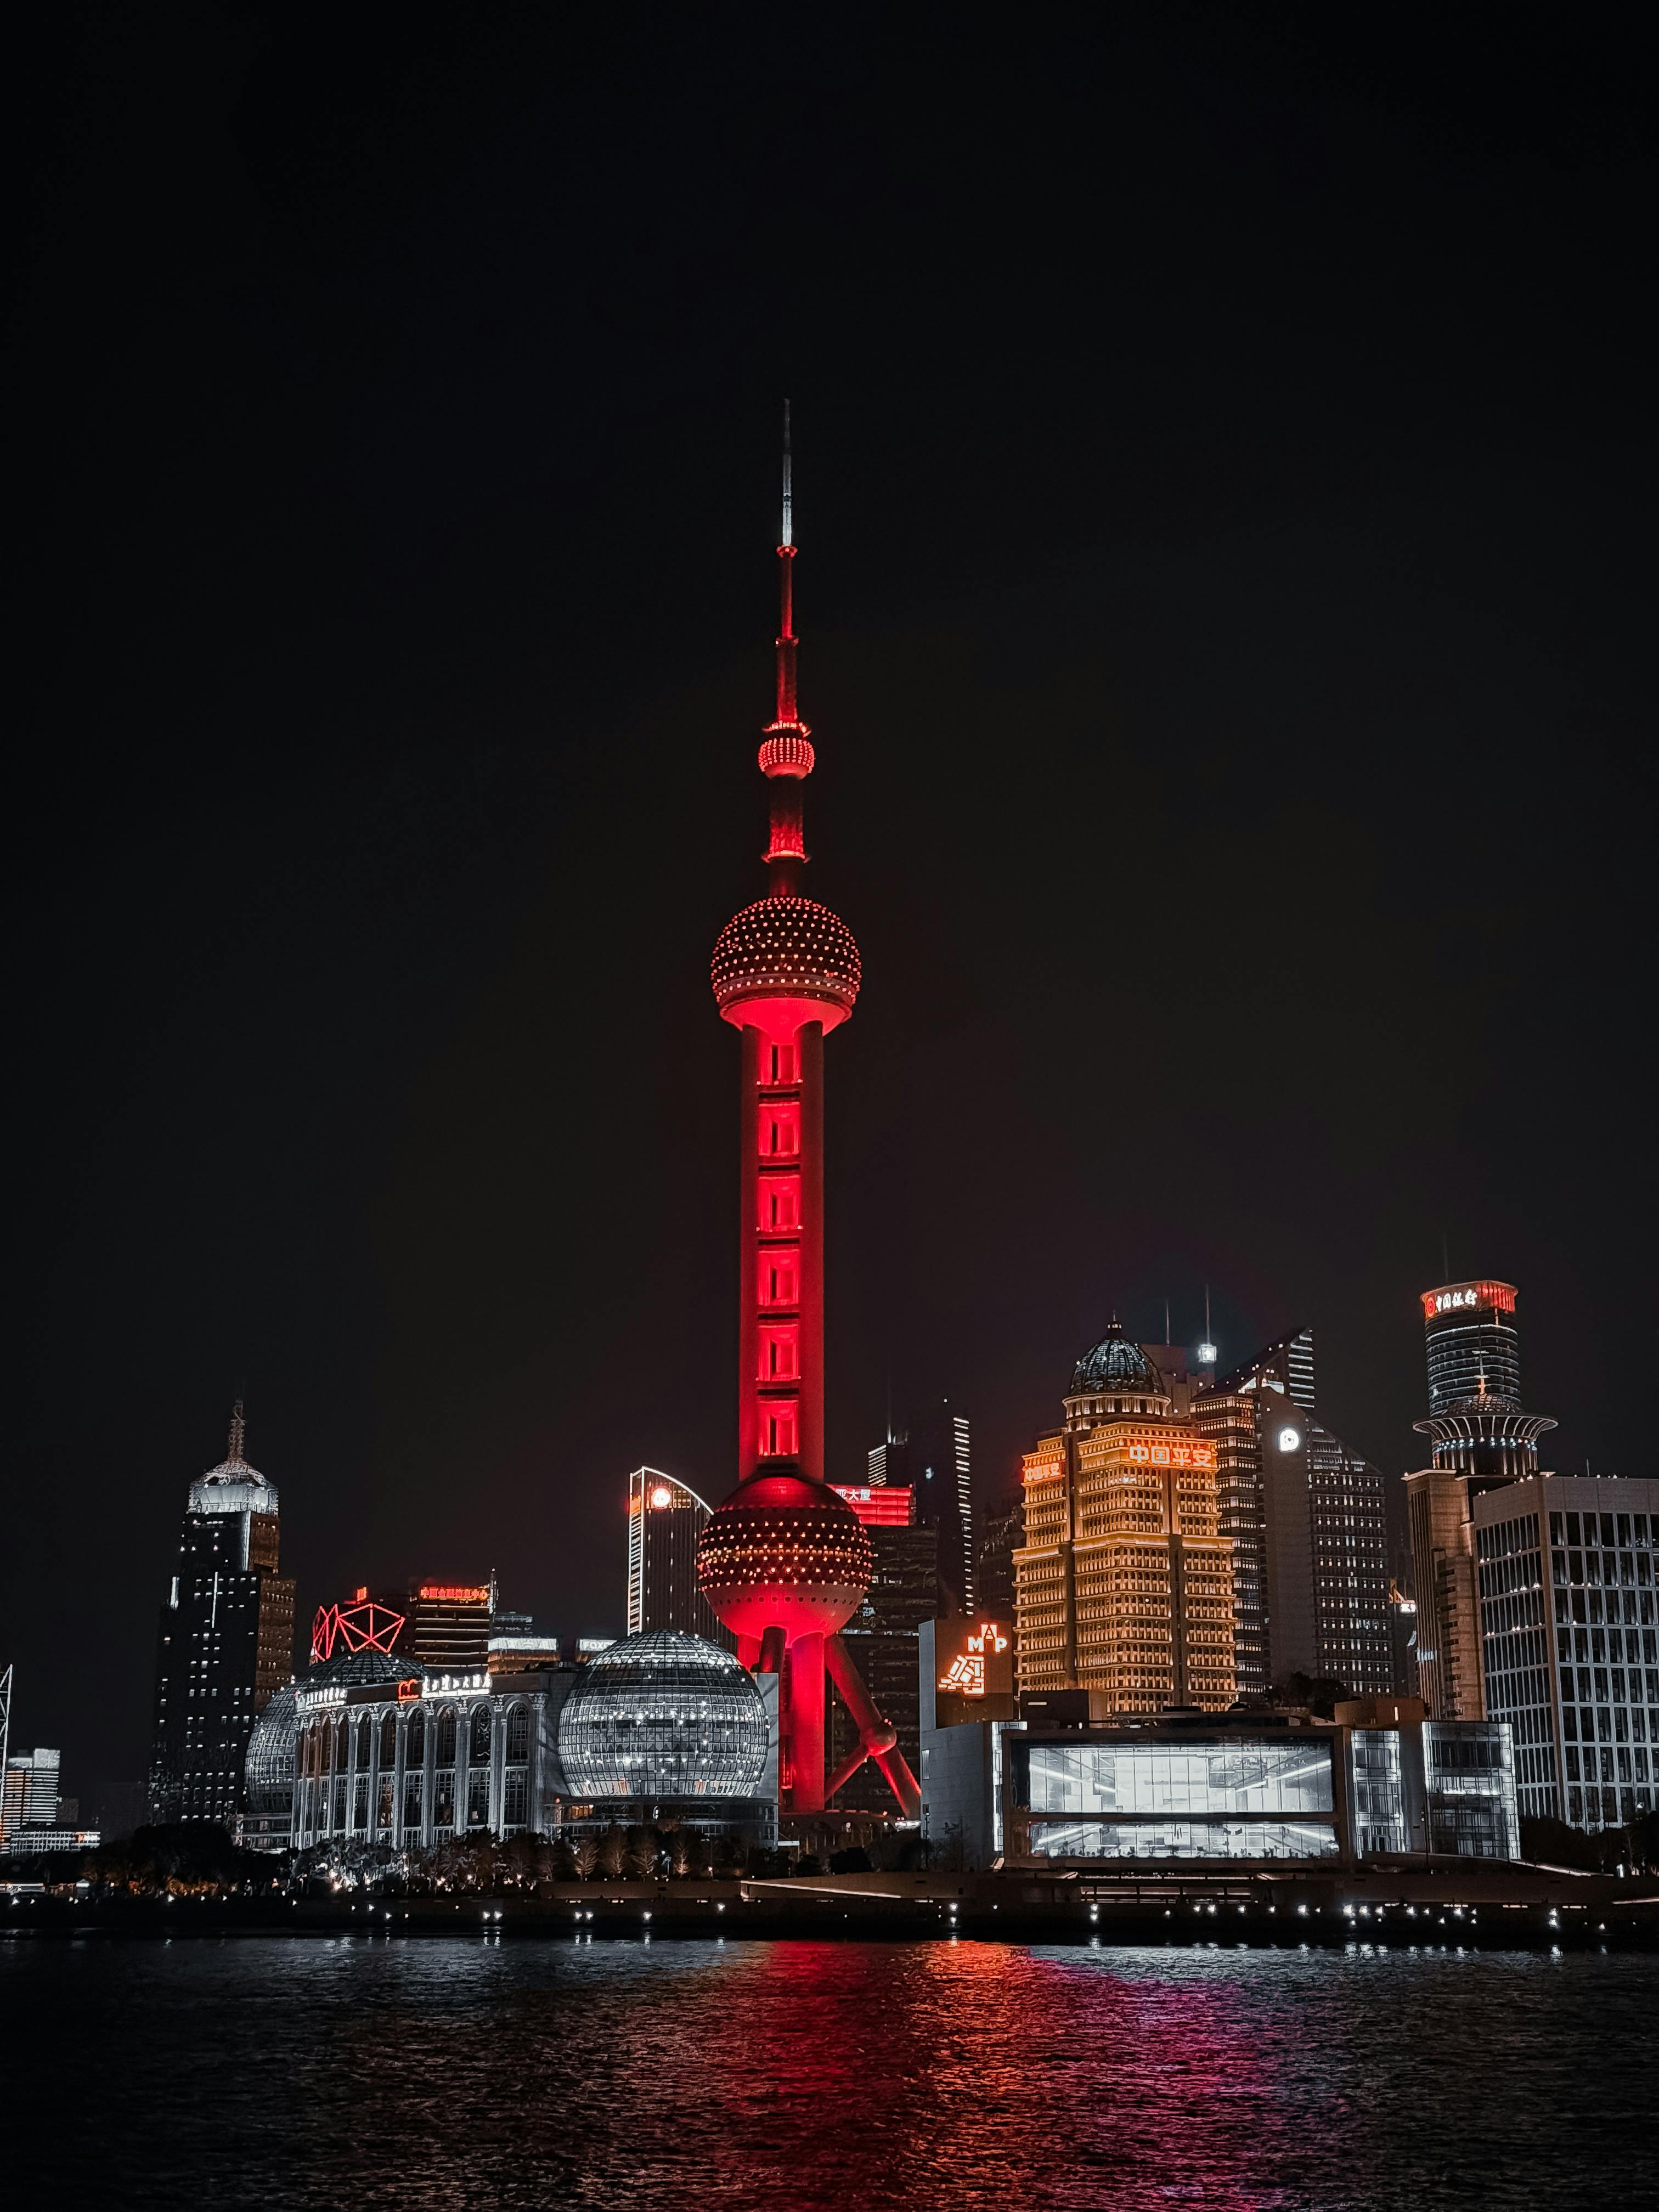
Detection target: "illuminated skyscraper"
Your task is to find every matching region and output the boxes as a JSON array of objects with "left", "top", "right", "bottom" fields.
[
  {"left": 1013, "top": 1324, "right": 1236, "bottom": 1713},
  {"left": 1404, "top": 1279, "right": 1556, "bottom": 1720},
  {"left": 695, "top": 416, "right": 919, "bottom": 1819},
  {"left": 148, "top": 1403, "right": 296, "bottom": 1828},
  {"left": 627, "top": 1468, "right": 731, "bottom": 1644},
  {"left": 1193, "top": 1331, "right": 1392, "bottom": 1697}
]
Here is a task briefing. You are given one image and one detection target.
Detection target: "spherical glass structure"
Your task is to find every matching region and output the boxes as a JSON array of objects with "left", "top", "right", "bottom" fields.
[
  {"left": 556, "top": 1630, "right": 768, "bottom": 1803},
  {"left": 244, "top": 1680, "right": 298, "bottom": 1817}
]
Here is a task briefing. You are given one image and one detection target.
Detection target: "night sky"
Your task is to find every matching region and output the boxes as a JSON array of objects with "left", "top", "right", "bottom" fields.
[{"left": 6, "top": 7, "right": 1652, "bottom": 1821}]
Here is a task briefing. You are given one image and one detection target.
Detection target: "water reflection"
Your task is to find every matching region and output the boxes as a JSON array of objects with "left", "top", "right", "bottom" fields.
[{"left": 0, "top": 1938, "right": 1652, "bottom": 2209}]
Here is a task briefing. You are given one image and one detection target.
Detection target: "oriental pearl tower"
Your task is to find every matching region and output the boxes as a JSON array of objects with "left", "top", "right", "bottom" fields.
[{"left": 696, "top": 411, "right": 921, "bottom": 1820}]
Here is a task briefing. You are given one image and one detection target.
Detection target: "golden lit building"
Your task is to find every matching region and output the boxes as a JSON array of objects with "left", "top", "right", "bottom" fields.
[{"left": 1014, "top": 1324, "right": 1235, "bottom": 1713}]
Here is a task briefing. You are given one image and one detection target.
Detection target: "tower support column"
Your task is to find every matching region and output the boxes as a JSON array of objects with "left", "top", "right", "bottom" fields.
[{"left": 786, "top": 1632, "right": 826, "bottom": 1813}]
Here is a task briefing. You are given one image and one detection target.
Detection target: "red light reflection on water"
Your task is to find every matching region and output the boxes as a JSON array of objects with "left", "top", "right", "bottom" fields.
[{"left": 697, "top": 1941, "right": 1295, "bottom": 2211}]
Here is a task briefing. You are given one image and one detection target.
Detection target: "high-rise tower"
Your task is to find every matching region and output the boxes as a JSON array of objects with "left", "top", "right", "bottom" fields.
[
  {"left": 696, "top": 415, "right": 919, "bottom": 1820},
  {"left": 148, "top": 1402, "right": 296, "bottom": 1827}
]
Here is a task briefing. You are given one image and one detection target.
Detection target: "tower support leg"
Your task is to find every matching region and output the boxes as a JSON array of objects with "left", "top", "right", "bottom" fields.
[
  {"left": 786, "top": 1630, "right": 826, "bottom": 1812},
  {"left": 825, "top": 1631, "right": 922, "bottom": 1819}
]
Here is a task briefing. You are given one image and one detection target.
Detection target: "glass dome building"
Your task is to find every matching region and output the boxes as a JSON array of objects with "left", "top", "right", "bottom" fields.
[
  {"left": 241, "top": 1680, "right": 298, "bottom": 1852},
  {"left": 556, "top": 1629, "right": 770, "bottom": 1829}
]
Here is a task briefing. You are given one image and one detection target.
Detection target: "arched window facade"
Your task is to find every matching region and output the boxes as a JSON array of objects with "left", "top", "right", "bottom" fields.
[
  {"left": 380, "top": 1713, "right": 397, "bottom": 1768},
  {"left": 505, "top": 1704, "right": 529, "bottom": 1763},
  {"left": 436, "top": 1707, "right": 457, "bottom": 1767},
  {"left": 470, "top": 1705, "right": 493, "bottom": 1765},
  {"left": 405, "top": 1708, "right": 425, "bottom": 1766}
]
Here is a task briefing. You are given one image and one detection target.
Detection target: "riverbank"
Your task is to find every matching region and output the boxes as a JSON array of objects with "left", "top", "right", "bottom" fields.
[{"left": 7, "top": 1861, "right": 1657, "bottom": 1948}]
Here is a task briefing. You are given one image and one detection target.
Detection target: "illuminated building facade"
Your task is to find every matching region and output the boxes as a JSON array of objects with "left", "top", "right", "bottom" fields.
[
  {"left": 555, "top": 1630, "right": 772, "bottom": 1835},
  {"left": 1472, "top": 1476, "right": 1659, "bottom": 1832},
  {"left": 627, "top": 1468, "right": 730, "bottom": 1644},
  {"left": 1013, "top": 1325, "right": 1236, "bottom": 1713},
  {"left": 291, "top": 1649, "right": 567, "bottom": 1852},
  {"left": 2, "top": 1747, "right": 63, "bottom": 1842},
  {"left": 921, "top": 1697, "right": 1519, "bottom": 1869},
  {"left": 1193, "top": 1333, "right": 1392, "bottom": 1697},
  {"left": 1404, "top": 1280, "right": 1557, "bottom": 1720},
  {"left": 694, "top": 419, "right": 919, "bottom": 1822},
  {"left": 867, "top": 1401, "right": 974, "bottom": 1616},
  {"left": 148, "top": 1403, "right": 296, "bottom": 1827},
  {"left": 405, "top": 1581, "right": 495, "bottom": 1671}
]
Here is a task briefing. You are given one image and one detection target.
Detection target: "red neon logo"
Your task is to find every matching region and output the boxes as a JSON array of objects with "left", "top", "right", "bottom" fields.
[
  {"left": 417, "top": 1585, "right": 490, "bottom": 1604},
  {"left": 396, "top": 1679, "right": 422, "bottom": 1703},
  {"left": 309, "top": 1597, "right": 408, "bottom": 1664}
]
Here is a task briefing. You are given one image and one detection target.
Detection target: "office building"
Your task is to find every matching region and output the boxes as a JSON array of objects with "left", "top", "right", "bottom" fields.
[
  {"left": 1192, "top": 1331, "right": 1391, "bottom": 1699},
  {"left": 405, "top": 1581, "right": 495, "bottom": 1669},
  {"left": 148, "top": 1403, "right": 296, "bottom": 1828},
  {"left": 1472, "top": 1476, "right": 1659, "bottom": 1832},
  {"left": 868, "top": 1400, "right": 974, "bottom": 1617},
  {"left": 626, "top": 1468, "right": 731, "bottom": 1645},
  {"left": 1013, "top": 1323, "right": 1236, "bottom": 1712},
  {"left": 921, "top": 1692, "right": 1519, "bottom": 1869},
  {"left": 1404, "top": 1280, "right": 1557, "bottom": 1720},
  {"left": 2, "top": 1747, "right": 61, "bottom": 1839}
]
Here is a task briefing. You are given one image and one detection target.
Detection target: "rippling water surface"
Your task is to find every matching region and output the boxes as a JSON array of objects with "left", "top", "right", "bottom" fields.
[{"left": 4, "top": 1936, "right": 1654, "bottom": 2209}]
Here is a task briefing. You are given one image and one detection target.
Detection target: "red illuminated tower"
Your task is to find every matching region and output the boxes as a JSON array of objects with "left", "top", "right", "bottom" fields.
[{"left": 697, "top": 413, "right": 920, "bottom": 1820}]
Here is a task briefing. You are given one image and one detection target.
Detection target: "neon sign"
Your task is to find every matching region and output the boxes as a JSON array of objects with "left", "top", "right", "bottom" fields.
[
  {"left": 1125, "top": 1442, "right": 1216, "bottom": 1470},
  {"left": 938, "top": 1620, "right": 1011, "bottom": 1698},
  {"left": 1421, "top": 1282, "right": 1517, "bottom": 1320},
  {"left": 417, "top": 1585, "right": 490, "bottom": 1604},
  {"left": 1277, "top": 1426, "right": 1302, "bottom": 1453},
  {"left": 396, "top": 1679, "right": 422, "bottom": 1703},
  {"left": 648, "top": 1485, "right": 675, "bottom": 1510}
]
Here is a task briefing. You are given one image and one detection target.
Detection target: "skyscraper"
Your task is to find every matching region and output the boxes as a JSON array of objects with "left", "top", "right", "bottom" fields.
[
  {"left": 867, "top": 1400, "right": 974, "bottom": 1615},
  {"left": 1404, "top": 1279, "right": 1557, "bottom": 1720},
  {"left": 627, "top": 1468, "right": 732, "bottom": 1644},
  {"left": 1473, "top": 1477, "right": 1659, "bottom": 1832},
  {"left": 1192, "top": 1331, "right": 1392, "bottom": 1697},
  {"left": 1013, "top": 1324, "right": 1236, "bottom": 1713},
  {"left": 695, "top": 417, "right": 919, "bottom": 1820},
  {"left": 148, "top": 1403, "right": 296, "bottom": 1828}
]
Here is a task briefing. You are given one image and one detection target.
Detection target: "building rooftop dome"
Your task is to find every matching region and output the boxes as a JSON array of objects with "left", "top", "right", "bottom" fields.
[
  {"left": 1070, "top": 1322, "right": 1160, "bottom": 1396},
  {"left": 301, "top": 1647, "right": 418, "bottom": 1692},
  {"left": 711, "top": 895, "right": 860, "bottom": 1025},
  {"left": 555, "top": 1629, "right": 768, "bottom": 1804}
]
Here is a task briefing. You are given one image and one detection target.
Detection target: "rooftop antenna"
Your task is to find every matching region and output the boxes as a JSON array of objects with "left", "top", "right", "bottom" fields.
[
  {"left": 1164, "top": 1295, "right": 1172, "bottom": 1347},
  {"left": 227, "top": 1397, "right": 246, "bottom": 1464}
]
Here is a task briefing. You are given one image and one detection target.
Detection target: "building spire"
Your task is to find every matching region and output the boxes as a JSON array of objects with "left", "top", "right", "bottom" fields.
[
  {"left": 759, "top": 398, "right": 814, "bottom": 893},
  {"left": 227, "top": 1398, "right": 246, "bottom": 1465}
]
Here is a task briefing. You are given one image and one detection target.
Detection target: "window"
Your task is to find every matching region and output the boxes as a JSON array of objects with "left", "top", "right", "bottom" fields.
[
  {"left": 764, "top": 1042, "right": 798, "bottom": 1085},
  {"left": 405, "top": 1710, "right": 425, "bottom": 1767},
  {"left": 470, "top": 1705, "right": 493, "bottom": 1765},
  {"left": 436, "top": 1708, "right": 457, "bottom": 1765},
  {"left": 759, "top": 1102, "right": 800, "bottom": 1158},
  {"left": 759, "top": 1249, "right": 799, "bottom": 1306},
  {"left": 761, "top": 1403, "right": 799, "bottom": 1458},
  {"left": 505, "top": 1705, "right": 530, "bottom": 1763},
  {"left": 467, "top": 1770, "right": 490, "bottom": 1827},
  {"left": 759, "top": 1175, "right": 800, "bottom": 1232},
  {"left": 380, "top": 1713, "right": 397, "bottom": 1768},
  {"left": 503, "top": 1771, "right": 528, "bottom": 1827},
  {"left": 758, "top": 1324, "right": 799, "bottom": 1380}
]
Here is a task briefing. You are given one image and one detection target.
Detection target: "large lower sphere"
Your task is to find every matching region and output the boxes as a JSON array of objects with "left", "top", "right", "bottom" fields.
[{"left": 696, "top": 1466, "right": 873, "bottom": 1641}]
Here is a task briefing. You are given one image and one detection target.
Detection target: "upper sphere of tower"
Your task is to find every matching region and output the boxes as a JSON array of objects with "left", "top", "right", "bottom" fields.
[{"left": 712, "top": 895, "right": 860, "bottom": 1025}]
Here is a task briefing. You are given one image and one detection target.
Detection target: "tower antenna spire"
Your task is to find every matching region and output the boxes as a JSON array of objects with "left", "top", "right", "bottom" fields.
[{"left": 758, "top": 398, "right": 813, "bottom": 891}]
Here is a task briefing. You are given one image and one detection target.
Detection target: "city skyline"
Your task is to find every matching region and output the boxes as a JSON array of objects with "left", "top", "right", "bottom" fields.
[{"left": 3, "top": 15, "right": 1647, "bottom": 1835}]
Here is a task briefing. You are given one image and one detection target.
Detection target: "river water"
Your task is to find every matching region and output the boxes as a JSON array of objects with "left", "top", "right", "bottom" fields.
[{"left": 3, "top": 1936, "right": 1654, "bottom": 2209}]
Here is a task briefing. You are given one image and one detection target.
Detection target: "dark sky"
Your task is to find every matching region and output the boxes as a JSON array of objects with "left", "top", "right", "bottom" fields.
[{"left": 5, "top": 5, "right": 1652, "bottom": 1821}]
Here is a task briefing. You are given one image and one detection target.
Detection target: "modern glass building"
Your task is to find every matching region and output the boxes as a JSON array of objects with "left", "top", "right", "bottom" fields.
[
  {"left": 241, "top": 1680, "right": 298, "bottom": 1852},
  {"left": 1421, "top": 1281, "right": 1522, "bottom": 1416},
  {"left": 1472, "top": 1475, "right": 1659, "bottom": 1831},
  {"left": 924, "top": 1703, "right": 1520, "bottom": 1868},
  {"left": 555, "top": 1629, "right": 771, "bottom": 1830},
  {"left": 625, "top": 1469, "right": 731, "bottom": 1645}
]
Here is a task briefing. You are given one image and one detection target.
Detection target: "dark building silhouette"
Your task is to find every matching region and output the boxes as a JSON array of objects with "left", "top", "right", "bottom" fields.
[
  {"left": 975, "top": 1498, "right": 1024, "bottom": 1627},
  {"left": 1193, "top": 1331, "right": 1392, "bottom": 1698},
  {"left": 830, "top": 1514, "right": 939, "bottom": 1805},
  {"left": 868, "top": 1398, "right": 974, "bottom": 1616},
  {"left": 148, "top": 1404, "right": 295, "bottom": 1827}
]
